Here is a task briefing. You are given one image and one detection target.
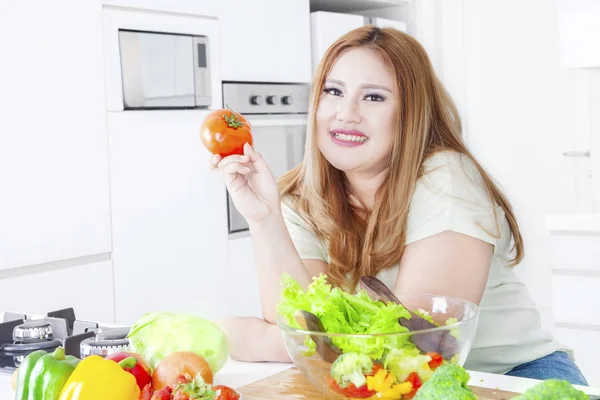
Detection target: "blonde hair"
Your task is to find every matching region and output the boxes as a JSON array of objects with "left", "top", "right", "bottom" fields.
[{"left": 279, "top": 26, "right": 524, "bottom": 290}]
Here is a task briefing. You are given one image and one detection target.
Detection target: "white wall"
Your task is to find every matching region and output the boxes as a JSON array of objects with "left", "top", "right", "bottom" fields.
[{"left": 432, "top": 0, "right": 599, "bottom": 385}]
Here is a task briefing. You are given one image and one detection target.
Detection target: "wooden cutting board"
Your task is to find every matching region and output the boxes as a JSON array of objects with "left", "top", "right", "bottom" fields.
[{"left": 238, "top": 367, "right": 522, "bottom": 400}]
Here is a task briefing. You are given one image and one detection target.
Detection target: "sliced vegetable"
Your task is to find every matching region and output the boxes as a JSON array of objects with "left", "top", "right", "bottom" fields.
[
  {"left": 328, "top": 376, "right": 376, "bottom": 398},
  {"left": 404, "top": 372, "right": 423, "bottom": 399},
  {"left": 426, "top": 352, "right": 443, "bottom": 369},
  {"left": 384, "top": 347, "right": 434, "bottom": 383},
  {"left": 330, "top": 352, "right": 373, "bottom": 389},
  {"left": 366, "top": 368, "right": 413, "bottom": 400},
  {"left": 128, "top": 312, "right": 229, "bottom": 373},
  {"left": 213, "top": 385, "right": 241, "bottom": 400},
  {"left": 171, "top": 374, "right": 215, "bottom": 400}
]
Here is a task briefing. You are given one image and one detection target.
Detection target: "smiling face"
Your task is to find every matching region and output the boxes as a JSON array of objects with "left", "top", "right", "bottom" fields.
[{"left": 316, "top": 47, "right": 397, "bottom": 175}]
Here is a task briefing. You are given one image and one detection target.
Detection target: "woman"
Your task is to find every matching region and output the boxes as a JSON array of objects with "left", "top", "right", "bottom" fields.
[{"left": 211, "top": 26, "right": 587, "bottom": 385}]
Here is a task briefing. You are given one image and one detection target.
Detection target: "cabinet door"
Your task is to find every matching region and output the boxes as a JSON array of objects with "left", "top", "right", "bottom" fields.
[
  {"left": 107, "top": 111, "right": 231, "bottom": 325},
  {"left": 219, "top": 0, "right": 312, "bottom": 83},
  {"left": 310, "top": 12, "right": 366, "bottom": 74},
  {"left": 0, "top": 0, "right": 112, "bottom": 270},
  {"left": 0, "top": 260, "right": 115, "bottom": 323}
]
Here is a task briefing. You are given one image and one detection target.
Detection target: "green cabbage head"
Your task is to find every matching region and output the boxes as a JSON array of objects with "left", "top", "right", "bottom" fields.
[{"left": 127, "top": 312, "right": 229, "bottom": 373}]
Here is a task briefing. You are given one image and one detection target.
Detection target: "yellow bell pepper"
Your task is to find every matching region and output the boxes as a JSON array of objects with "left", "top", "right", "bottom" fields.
[
  {"left": 58, "top": 355, "right": 140, "bottom": 400},
  {"left": 366, "top": 369, "right": 413, "bottom": 400}
]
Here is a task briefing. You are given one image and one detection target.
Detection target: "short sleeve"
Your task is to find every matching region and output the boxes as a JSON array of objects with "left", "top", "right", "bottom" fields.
[
  {"left": 405, "top": 151, "right": 503, "bottom": 251},
  {"left": 281, "top": 199, "right": 328, "bottom": 262}
]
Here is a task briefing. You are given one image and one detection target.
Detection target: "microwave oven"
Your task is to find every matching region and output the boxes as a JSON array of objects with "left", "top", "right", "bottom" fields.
[{"left": 118, "top": 29, "right": 212, "bottom": 109}]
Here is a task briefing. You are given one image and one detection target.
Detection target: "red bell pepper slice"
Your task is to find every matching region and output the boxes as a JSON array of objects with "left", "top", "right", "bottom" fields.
[
  {"left": 327, "top": 376, "right": 376, "bottom": 398},
  {"left": 426, "top": 351, "right": 443, "bottom": 369}
]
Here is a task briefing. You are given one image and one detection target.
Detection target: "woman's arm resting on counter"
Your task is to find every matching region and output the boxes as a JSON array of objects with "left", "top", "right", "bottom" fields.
[{"left": 215, "top": 317, "right": 292, "bottom": 363}]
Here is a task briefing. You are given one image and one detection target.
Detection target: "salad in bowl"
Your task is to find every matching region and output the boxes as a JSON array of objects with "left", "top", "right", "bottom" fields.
[{"left": 276, "top": 273, "right": 480, "bottom": 399}]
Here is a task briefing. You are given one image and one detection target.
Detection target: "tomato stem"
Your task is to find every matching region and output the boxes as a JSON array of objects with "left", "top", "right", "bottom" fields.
[{"left": 223, "top": 103, "right": 244, "bottom": 129}]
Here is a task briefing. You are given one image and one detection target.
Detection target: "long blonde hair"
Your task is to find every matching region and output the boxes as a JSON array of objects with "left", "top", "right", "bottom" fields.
[{"left": 279, "top": 26, "right": 524, "bottom": 290}]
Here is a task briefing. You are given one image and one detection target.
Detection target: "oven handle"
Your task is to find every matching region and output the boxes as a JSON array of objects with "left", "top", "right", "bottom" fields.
[{"left": 247, "top": 118, "right": 307, "bottom": 127}]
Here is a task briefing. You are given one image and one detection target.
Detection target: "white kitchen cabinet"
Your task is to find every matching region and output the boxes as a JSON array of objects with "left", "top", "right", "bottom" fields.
[
  {"left": 107, "top": 111, "right": 231, "bottom": 325},
  {"left": 557, "top": 0, "right": 600, "bottom": 69},
  {"left": 102, "top": 0, "right": 220, "bottom": 18},
  {"left": 0, "top": 0, "right": 112, "bottom": 270},
  {"left": 0, "top": 260, "right": 115, "bottom": 324},
  {"left": 218, "top": 0, "right": 313, "bottom": 83},
  {"left": 310, "top": 11, "right": 367, "bottom": 73}
]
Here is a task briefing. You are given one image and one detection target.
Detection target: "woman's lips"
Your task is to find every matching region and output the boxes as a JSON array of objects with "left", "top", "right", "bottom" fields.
[{"left": 330, "top": 129, "right": 369, "bottom": 147}]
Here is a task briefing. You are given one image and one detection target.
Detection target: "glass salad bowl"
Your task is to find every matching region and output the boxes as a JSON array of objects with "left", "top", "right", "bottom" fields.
[{"left": 277, "top": 291, "right": 480, "bottom": 400}]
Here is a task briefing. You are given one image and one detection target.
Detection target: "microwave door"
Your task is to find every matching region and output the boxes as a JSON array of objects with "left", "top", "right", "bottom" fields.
[{"left": 119, "top": 31, "right": 196, "bottom": 109}]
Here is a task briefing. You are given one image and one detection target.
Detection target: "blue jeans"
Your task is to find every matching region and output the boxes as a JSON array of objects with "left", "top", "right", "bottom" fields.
[{"left": 505, "top": 351, "right": 589, "bottom": 386}]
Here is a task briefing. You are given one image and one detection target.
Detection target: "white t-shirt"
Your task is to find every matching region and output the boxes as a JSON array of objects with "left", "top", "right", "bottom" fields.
[{"left": 281, "top": 150, "right": 569, "bottom": 374}]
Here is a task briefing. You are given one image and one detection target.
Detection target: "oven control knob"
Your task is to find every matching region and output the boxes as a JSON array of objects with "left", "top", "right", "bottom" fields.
[
  {"left": 250, "top": 95, "right": 263, "bottom": 106},
  {"left": 282, "top": 95, "right": 293, "bottom": 105},
  {"left": 266, "top": 95, "right": 279, "bottom": 105}
]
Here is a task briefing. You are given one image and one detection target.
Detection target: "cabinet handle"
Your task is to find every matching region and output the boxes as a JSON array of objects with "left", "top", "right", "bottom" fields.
[{"left": 562, "top": 150, "right": 590, "bottom": 157}]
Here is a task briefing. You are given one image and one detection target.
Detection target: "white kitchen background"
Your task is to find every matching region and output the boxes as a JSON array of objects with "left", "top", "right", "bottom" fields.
[{"left": 1, "top": 0, "right": 599, "bottom": 387}]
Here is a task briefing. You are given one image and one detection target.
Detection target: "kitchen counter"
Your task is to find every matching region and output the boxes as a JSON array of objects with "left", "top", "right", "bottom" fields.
[{"left": 2, "top": 358, "right": 599, "bottom": 398}]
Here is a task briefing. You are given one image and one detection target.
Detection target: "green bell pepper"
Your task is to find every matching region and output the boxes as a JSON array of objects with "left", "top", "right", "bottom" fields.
[{"left": 15, "top": 346, "right": 80, "bottom": 400}]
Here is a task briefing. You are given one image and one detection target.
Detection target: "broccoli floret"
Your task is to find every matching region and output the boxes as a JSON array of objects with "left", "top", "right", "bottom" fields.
[
  {"left": 515, "top": 379, "right": 589, "bottom": 400},
  {"left": 330, "top": 352, "right": 373, "bottom": 389},
  {"left": 413, "top": 363, "right": 477, "bottom": 400}
]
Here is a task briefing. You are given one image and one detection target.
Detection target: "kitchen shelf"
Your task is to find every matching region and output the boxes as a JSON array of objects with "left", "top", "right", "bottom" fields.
[{"left": 310, "top": 0, "right": 409, "bottom": 14}]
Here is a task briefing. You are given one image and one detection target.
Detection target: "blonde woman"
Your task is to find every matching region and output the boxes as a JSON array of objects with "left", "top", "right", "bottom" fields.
[{"left": 211, "top": 26, "right": 587, "bottom": 385}]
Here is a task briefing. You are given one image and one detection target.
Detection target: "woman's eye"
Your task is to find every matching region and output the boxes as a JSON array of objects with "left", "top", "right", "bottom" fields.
[
  {"left": 364, "top": 94, "right": 385, "bottom": 102},
  {"left": 323, "top": 87, "right": 342, "bottom": 96}
]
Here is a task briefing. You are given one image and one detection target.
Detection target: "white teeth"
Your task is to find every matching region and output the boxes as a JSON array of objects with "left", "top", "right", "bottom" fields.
[{"left": 334, "top": 133, "right": 367, "bottom": 142}]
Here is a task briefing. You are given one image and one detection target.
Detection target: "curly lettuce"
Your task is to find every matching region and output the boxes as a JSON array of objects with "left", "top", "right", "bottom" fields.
[{"left": 277, "top": 273, "right": 416, "bottom": 360}]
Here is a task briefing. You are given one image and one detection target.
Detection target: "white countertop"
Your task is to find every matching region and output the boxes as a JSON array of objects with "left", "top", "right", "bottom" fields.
[{"left": 2, "top": 358, "right": 599, "bottom": 398}]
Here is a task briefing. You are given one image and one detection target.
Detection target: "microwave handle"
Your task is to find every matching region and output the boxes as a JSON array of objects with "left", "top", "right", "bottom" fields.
[{"left": 192, "top": 36, "right": 212, "bottom": 106}]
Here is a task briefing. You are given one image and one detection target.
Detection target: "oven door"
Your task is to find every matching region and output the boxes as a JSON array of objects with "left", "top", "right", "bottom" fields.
[{"left": 227, "top": 116, "right": 307, "bottom": 235}]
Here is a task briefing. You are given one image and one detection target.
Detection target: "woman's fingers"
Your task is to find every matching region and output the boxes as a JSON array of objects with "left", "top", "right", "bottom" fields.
[
  {"left": 222, "top": 163, "right": 251, "bottom": 176},
  {"left": 208, "top": 154, "right": 222, "bottom": 170},
  {"left": 244, "top": 143, "right": 269, "bottom": 173}
]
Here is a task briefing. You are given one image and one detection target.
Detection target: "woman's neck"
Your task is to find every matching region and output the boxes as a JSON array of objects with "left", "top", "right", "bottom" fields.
[{"left": 344, "top": 168, "right": 388, "bottom": 212}]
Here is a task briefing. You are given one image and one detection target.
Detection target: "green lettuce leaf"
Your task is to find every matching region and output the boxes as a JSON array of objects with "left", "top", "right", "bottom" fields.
[{"left": 278, "top": 273, "right": 418, "bottom": 360}]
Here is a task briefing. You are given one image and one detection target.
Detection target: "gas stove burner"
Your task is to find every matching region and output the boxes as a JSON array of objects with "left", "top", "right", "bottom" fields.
[
  {"left": 13, "top": 320, "right": 53, "bottom": 341},
  {"left": 0, "top": 308, "right": 131, "bottom": 374},
  {"left": 80, "top": 336, "right": 130, "bottom": 358},
  {"left": 1, "top": 338, "right": 62, "bottom": 367}
]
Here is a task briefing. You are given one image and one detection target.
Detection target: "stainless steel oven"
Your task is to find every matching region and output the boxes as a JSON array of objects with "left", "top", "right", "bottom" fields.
[{"left": 222, "top": 82, "right": 310, "bottom": 234}]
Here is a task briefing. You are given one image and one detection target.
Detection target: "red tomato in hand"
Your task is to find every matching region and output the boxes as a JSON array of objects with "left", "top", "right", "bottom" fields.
[{"left": 200, "top": 108, "right": 253, "bottom": 157}]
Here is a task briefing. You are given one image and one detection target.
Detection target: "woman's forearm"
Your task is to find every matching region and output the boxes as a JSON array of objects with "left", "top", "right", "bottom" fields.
[
  {"left": 216, "top": 317, "right": 291, "bottom": 362},
  {"left": 249, "top": 210, "right": 312, "bottom": 323}
]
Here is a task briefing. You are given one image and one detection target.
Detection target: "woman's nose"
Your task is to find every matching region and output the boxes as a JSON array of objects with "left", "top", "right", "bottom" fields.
[{"left": 336, "top": 97, "right": 362, "bottom": 124}]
